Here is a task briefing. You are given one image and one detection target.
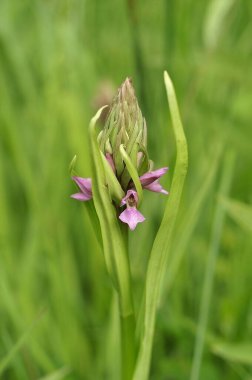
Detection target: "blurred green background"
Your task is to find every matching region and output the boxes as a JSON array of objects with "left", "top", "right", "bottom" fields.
[{"left": 0, "top": 0, "right": 252, "bottom": 379}]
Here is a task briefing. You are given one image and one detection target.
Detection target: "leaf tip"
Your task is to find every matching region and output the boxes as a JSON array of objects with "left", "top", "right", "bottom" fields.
[{"left": 69, "top": 154, "right": 77, "bottom": 175}]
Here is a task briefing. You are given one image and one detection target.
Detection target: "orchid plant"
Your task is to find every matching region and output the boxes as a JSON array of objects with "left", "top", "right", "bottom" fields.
[{"left": 70, "top": 72, "right": 188, "bottom": 380}]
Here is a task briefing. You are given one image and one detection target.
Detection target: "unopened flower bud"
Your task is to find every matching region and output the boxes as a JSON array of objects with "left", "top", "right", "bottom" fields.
[{"left": 99, "top": 78, "right": 149, "bottom": 190}]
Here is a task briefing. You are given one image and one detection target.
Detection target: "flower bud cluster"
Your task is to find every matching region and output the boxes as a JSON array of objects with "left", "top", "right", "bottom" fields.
[{"left": 99, "top": 78, "right": 149, "bottom": 190}]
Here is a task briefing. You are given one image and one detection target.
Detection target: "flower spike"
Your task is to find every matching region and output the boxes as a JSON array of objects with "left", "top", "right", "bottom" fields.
[{"left": 70, "top": 78, "right": 169, "bottom": 230}]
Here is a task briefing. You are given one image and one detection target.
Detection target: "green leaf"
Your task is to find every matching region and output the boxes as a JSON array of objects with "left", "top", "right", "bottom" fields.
[
  {"left": 0, "top": 309, "right": 45, "bottom": 376},
  {"left": 137, "top": 144, "right": 150, "bottom": 176},
  {"left": 89, "top": 106, "right": 134, "bottom": 316},
  {"left": 163, "top": 145, "right": 222, "bottom": 297},
  {"left": 211, "top": 341, "right": 252, "bottom": 365},
  {"left": 133, "top": 71, "right": 188, "bottom": 380},
  {"left": 190, "top": 152, "right": 234, "bottom": 380},
  {"left": 220, "top": 197, "right": 252, "bottom": 233},
  {"left": 204, "top": 0, "right": 236, "bottom": 49},
  {"left": 69, "top": 154, "right": 77, "bottom": 175},
  {"left": 38, "top": 367, "right": 71, "bottom": 380},
  {"left": 101, "top": 152, "right": 124, "bottom": 203},
  {"left": 119, "top": 144, "right": 143, "bottom": 203}
]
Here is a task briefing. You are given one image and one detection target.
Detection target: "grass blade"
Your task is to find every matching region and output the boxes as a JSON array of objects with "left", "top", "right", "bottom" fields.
[
  {"left": 220, "top": 197, "right": 252, "bottom": 233},
  {"left": 38, "top": 367, "right": 71, "bottom": 380},
  {"left": 211, "top": 341, "right": 252, "bottom": 366},
  {"left": 189, "top": 152, "right": 235, "bottom": 380},
  {"left": 163, "top": 146, "right": 222, "bottom": 297},
  {"left": 0, "top": 310, "right": 45, "bottom": 376}
]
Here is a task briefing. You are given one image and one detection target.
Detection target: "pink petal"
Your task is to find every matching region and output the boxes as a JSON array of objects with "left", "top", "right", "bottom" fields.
[
  {"left": 72, "top": 176, "right": 92, "bottom": 198},
  {"left": 121, "top": 190, "right": 138, "bottom": 206},
  {"left": 70, "top": 192, "right": 93, "bottom": 201},
  {"left": 144, "top": 181, "right": 169, "bottom": 195},
  {"left": 139, "top": 167, "right": 168, "bottom": 186},
  {"left": 119, "top": 207, "right": 145, "bottom": 230}
]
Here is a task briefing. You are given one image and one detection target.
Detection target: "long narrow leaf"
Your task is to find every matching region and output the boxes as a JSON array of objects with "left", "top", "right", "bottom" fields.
[
  {"left": 133, "top": 71, "right": 188, "bottom": 380},
  {"left": 211, "top": 341, "right": 252, "bottom": 366},
  {"left": 38, "top": 367, "right": 71, "bottom": 380},
  {"left": 220, "top": 197, "right": 252, "bottom": 233},
  {"left": 190, "top": 152, "right": 234, "bottom": 380},
  {"left": 163, "top": 146, "right": 222, "bottom": 297},
  {"left": 0, "top": 310, "right": 45, "bottom": 376}
]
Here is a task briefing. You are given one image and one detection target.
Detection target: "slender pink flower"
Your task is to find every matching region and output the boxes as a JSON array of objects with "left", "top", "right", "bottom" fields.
[
  {"left": 71, "top": 176, "right": 92, "bottom": 201},
  {"left": 139, "top": 167, "right": 169, "bottom": 194},
  {"left": 119, "top": 190, "right": 145, "bottom": 230}
]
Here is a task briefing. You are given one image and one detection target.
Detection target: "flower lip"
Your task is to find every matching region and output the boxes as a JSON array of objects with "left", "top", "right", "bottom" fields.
[
  {"left": 119, "top": 189, "right": 144, "bottom": 230},
  {"left": 119, "top": 207, "right": 145, "bottom": 230}
]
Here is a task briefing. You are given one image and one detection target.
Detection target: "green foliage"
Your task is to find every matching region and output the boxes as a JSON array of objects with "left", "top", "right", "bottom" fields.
[
  {"left": 133, "top": 72, "right": 188, "bottom": 380},
  {"left": 0, "top": 0, "right": 252, "bottom": 379},
  {"left": 211, "top": 341, "right": 252, "bottom": 366},
  {"left": 220, "top": 197, "right": 252, "bottom": 233}
]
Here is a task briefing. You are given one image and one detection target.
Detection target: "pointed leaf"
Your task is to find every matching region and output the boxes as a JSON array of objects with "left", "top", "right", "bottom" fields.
[
  {"left": 133, "top": 71, "right": 188, "bottom": 380},
  {"left": 211, "top": 341, "right": 252, "bottom": 365},
  {"left": 101, "top": 152, "right": 124, "bottom": 203},
  {"left": 119, "top": 144, "right": 143, "bottom": 203}
]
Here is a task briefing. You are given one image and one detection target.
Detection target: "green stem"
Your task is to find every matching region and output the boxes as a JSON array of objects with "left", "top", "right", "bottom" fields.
[
  {"left": 120, "top": 225, "right": 136, "bottom": 380},
  {"left": 120, "top": 313, "right": 136, "bottom": 380}
]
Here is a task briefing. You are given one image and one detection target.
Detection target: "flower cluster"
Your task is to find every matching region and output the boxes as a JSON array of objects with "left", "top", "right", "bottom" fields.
[
  {"left": 71, "top": 78, "right": 168, "bottom": 230},
  {"left": 71, "top": 166, "right": 168, "bottom": 230}
]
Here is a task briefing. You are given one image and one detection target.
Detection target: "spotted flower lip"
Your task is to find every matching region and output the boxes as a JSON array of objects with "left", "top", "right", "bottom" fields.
[
  {"left": 120, "top": 189, "right": 138, "bottom": 206},
  {"left": 71, "top": 176, "right": 92, "bottom": 201},
  {"left": 139, "top": 167, "right": 169, "bottom": 195},
  {"left": 119, "top": 190, "right": 145, "bottom": 230}
]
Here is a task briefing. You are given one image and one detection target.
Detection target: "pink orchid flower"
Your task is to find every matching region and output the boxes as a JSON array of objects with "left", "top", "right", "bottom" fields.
[
  {"left": 71, "top": 166, "right": 168, "bottom": 230},
  {"left": 119, "top": 190, "right": 145, "bottom": 230}
]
